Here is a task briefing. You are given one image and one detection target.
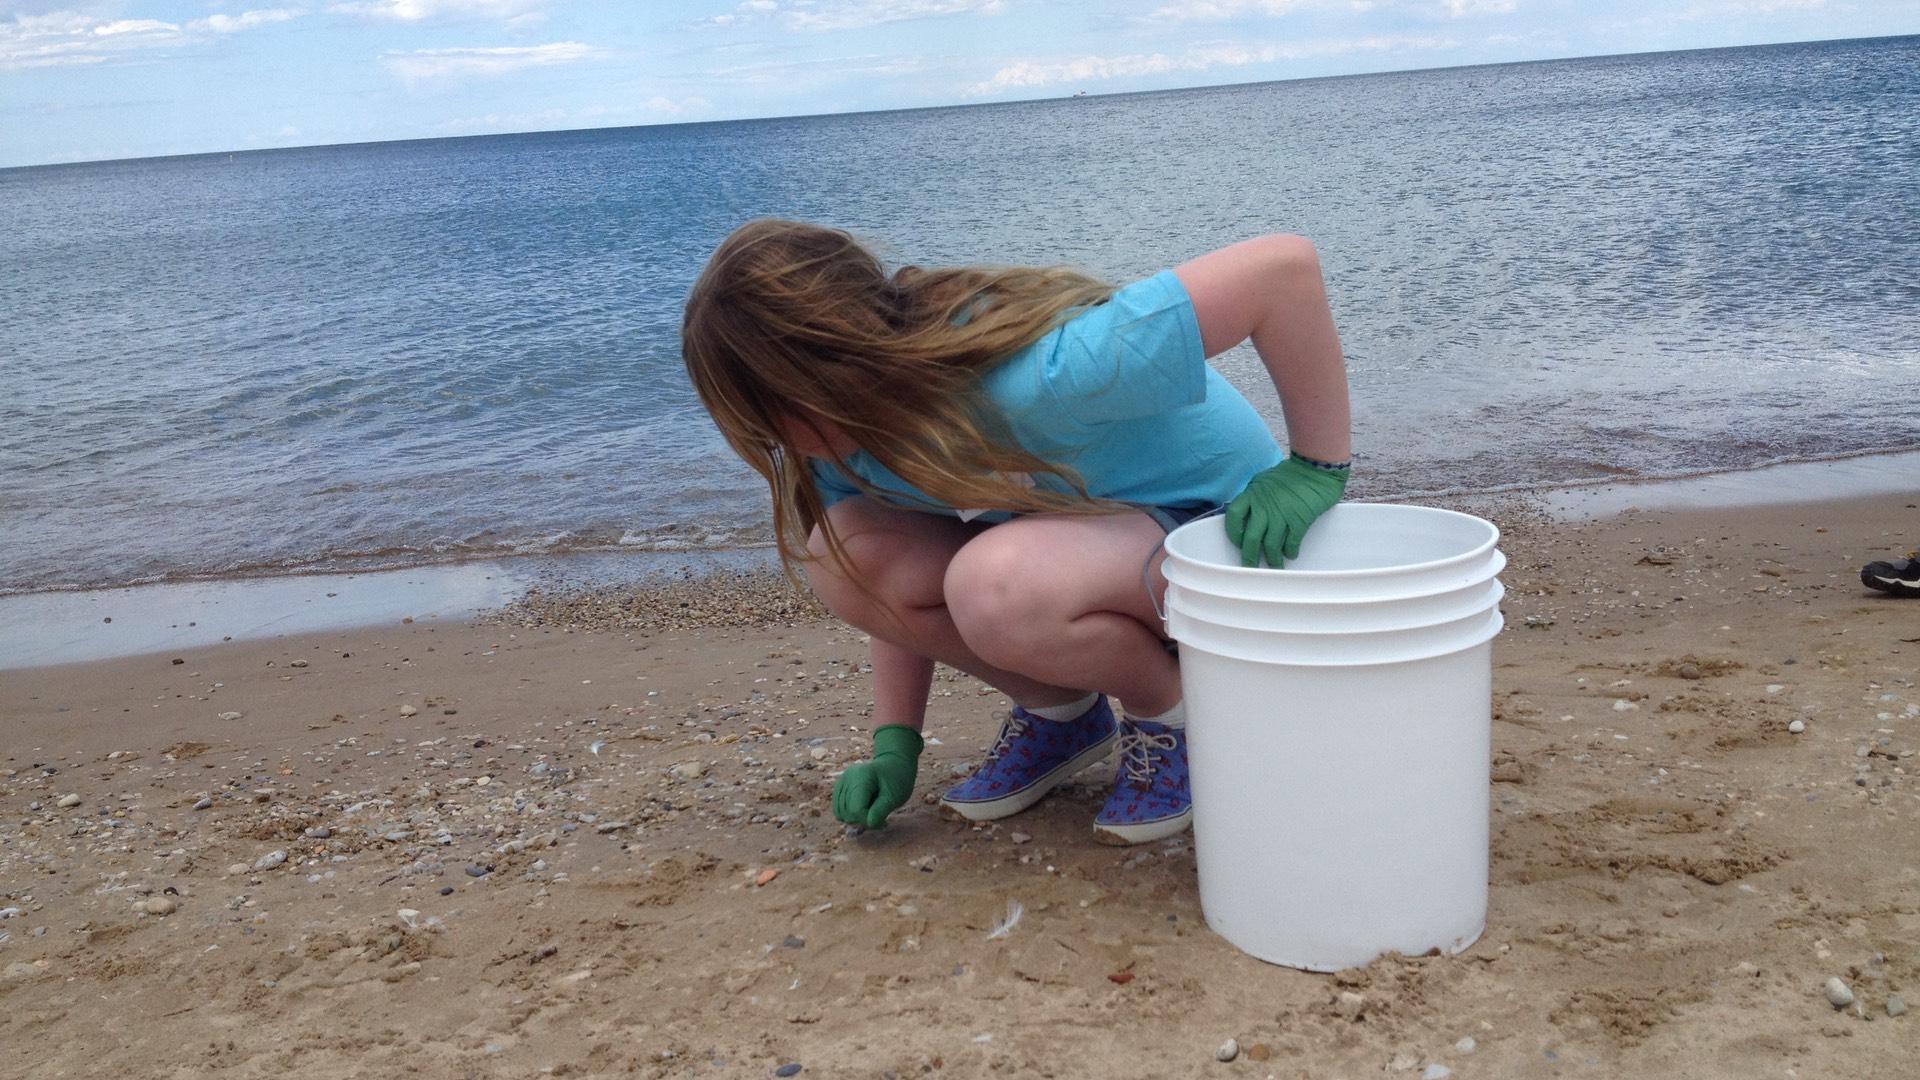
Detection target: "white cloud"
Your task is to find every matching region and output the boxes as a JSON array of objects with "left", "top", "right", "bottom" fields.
[
  {"left": 1, "top": 8, "right": 299, "bottom": 69},
  {"left": 697, "top": 0, "right": 1005, "bottom": 32},
  {"left": 1144, "top": 0, "right": 1475, "bottom": 20},
  {"left": 91, "top": 19, "right": 181, "bottom": 37},
  {"left": 332, "top": 0, "right": 554, "bottom": 21},
  {"left": 191, "top": 10, "right": 304, "bottom": 34},
  {"left": 968, "top": 35, "right": 1457, "bottom": 94},
  {"left": 1, "top": 10, "right": 176, "bottom": 69},
  {"left": 1144, "top": 1, "right": 1310, "bottom": 20},
  {"left": 382, "top": 40, "right": 599, "bottom": 81}
]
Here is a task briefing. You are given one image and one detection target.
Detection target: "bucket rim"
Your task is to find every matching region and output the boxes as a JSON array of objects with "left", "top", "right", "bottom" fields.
[
  {"left": 1164, "top": 503, "right": 1501, "bottom": 581},
  {"left": 1163, "top": 550, "right": 1507, "bottom": 606}
]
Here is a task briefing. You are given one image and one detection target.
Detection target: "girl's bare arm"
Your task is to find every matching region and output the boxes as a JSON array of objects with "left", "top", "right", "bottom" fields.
[{"left": 1173, "top": 235, "right": 1352, "bottom": 465}]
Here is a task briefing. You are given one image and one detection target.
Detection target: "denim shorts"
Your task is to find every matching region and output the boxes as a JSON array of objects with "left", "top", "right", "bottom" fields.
[{"left": 1143, "top": 502, "right": 1221, "bottom": 534}]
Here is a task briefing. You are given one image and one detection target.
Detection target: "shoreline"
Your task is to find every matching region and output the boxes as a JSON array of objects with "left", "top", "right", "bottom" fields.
[
  {"left": 4, "top": 447, "right": 1918, "bottom": 672},
  {"left": 0, "top": 488, "right": 1914, "bottom": 1077}
]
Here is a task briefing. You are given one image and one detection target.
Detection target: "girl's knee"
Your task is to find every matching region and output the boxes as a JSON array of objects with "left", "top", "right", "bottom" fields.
[
  {"left": 803, "top": 503, "right": 932, "bottom": 630},
  {"left": 942, "top": 538, "right": 1056, "bottom": 665}
]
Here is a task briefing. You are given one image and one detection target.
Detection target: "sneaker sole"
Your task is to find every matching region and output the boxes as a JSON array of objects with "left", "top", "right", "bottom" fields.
[
  {"left": 1862, "top": 571, "right": 1920, "bottom": 597},
  {"left": 1092, "top": 807, "right": 1194, "bottom": 846},
  {"left": 939, "top": 730, "right": 1118, "bottom": 822}
]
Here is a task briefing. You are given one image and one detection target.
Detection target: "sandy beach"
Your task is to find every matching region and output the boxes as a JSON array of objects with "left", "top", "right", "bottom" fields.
[{"left": 2, "top": 492, "right": 1917, "bottom": 1079}]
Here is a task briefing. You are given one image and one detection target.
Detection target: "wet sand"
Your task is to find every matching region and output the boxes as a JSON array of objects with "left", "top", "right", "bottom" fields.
[{"left": 1, "top": 493, "right": 1917, "bottom": 1078}]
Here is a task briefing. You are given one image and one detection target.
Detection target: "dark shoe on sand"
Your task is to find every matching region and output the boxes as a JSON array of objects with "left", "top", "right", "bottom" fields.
[{"left": 1861, "top": 552, "right": 1920, "bottom": 597}]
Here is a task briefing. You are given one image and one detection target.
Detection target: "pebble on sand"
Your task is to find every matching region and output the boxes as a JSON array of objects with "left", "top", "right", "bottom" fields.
[
  {"left": 144, "top": 897, "right": 177, "bottom": 916},
  {"left": 1824, "top": 976, "right": 1855, "bottom": 1008},
  {"left": 226, "top": 863, "right": 249, "bottom": 876},
  {"left": 1424, "top": 1066, "right": 1453, "bottom": 1080},
  {"left": 253, "top": 850, "right": 287, "bottom": 871},
  {"left": 217, "top": 712, "right": 242, "bottom": 721},
  {"left": 754, "top": 868, "right": 780, "bottom": 887},
  {"left": 671, "top": 762, "right": 708, "bottom": 781},
  {"left": 192, "top": 797, "right": 213, "bottom": 810},
  {"left": 1215, "top": 1039, "right": 1239, "bottom": 1062},
  {"left": 57, "top": 793, "right": 82, "bottom": 808},
  {"left": 1788, "top": 720, "right": 1806, "bottom": 734},
  {"left": 399, "top": 704, "right": 418, "bottom": 717},
  {"left": 775, "top": 1065, "right": 802, "bottom": 1077},
  {"left": 1888, "top": 995, "right": 1907, "bottom": 1018}
]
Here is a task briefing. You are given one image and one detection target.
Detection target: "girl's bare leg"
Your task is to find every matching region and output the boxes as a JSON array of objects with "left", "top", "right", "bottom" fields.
[
  {"left": 806, "top": 497, "right": 1181, "bottom": 725},
  {"left": 804, "top": 497, "right": 1089, "bottom": 730},
  {"left": 941, "top": 512, "right": 1181, "bottom": 717}
]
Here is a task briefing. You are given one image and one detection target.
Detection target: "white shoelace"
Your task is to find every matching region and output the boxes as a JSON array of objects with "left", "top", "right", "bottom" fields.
[
  {"left": 984, "top": 711, "right": 1031, "bottom": 761},
  {"left": 1116, "top": 726, "right": 1178, "bottom": 787}
]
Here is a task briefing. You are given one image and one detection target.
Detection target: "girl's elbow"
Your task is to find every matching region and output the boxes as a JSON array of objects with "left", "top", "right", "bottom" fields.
[{"left": 1261, "top": 233, "right": 1320, "bottom": 274}]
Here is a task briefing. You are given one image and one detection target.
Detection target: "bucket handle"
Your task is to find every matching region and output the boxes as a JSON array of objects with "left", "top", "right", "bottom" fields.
[{"left": 1144, "top": 507, "right": 1225, "bottom": 627}]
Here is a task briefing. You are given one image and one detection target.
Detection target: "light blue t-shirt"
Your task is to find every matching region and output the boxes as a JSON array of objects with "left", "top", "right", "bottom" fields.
[{"left": 811, "top": 269, "right": 1283, "bottom": 522}]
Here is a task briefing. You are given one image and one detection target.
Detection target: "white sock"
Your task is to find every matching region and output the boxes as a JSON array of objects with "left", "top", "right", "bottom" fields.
[
  {"left": 1127, "top": 699, "right": 1186, "bottom": 729},
  {"left": 1022, "top": 692, "right": 1099, "bottom": 722}
]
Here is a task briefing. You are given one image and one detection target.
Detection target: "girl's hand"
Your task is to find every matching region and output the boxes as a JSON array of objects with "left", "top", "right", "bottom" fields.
[
  {"left": 1224, "top": 454, "right": 1349, "bottom": 568},
  {"left": 832, "top": 725, "right": 924, "bottom": 828}
]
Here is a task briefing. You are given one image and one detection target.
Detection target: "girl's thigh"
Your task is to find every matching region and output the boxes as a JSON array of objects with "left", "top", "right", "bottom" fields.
[
  {"left": 944, "top": 510, "right": 1170, "bottom": 634},
  {"left": 806, "top": 496, "right": 985, "bottom": 610}
]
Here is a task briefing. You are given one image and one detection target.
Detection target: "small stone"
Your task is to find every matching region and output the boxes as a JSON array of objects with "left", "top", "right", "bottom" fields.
[
  {"left": 1335, "top": 991, "right": 1367, "bottom": 1019},
  {"left": 1424, "top": 1067, "right": 1453, "bottom": 1080},
  {"left": 1824, "top": 976, "right": 1855, "bottom": 1008},
  {"left": 226, "top": 863, "right": 249, "bottom": 876},
  {"left": 1888, "top": 994, "right": 1907, "bottom": 1018},
  {"left": 1734, "top": 962, "right": 1761, "bottom": 977},
  {"left": 1246, "top": 1044, "right": 1271, "bottom": 1062},
  {"left": 1010, "top": 831, "right": 1032, "bottom": 845},
  {"left": 290, "top": 659, "right": 308, "bottom": 668},
  {"left": 171, "top": 658, "right": 184, "bottom": 665},
  {"left": 465, "top": 864, "right": 490, "bottom": 878},
  {"left": 808, "top": 746, "right": 828, "bottom": 761},
  {"left": 1788, "top": 720, "right": 1806, "bottom": 734},
  {"left": 304, "top": 827, "right": 332, "bottom": 839},
  {"left": 671, "top": 762, "right": 707, "bottom": 781},
  {"left": 754, "top": 868, "right": 779, "bottom": 887},
  {"left": 144, "top": 896, "right": 177, "bottom": 916},
  {"left": 1454, "top": 1037, "right": 1476, "bottom": 1053},
  {"left": 775, "top": 1065, "right": 802, "bottom": 1077},
  {"left": 253, "top": 850, "right": 287, "bottom": 871},
  {"left": 475, "top": 776, "right": 492, "bottom": 788},
  {"left": 217, "top": 712, "right": 242, "bottom": 721},
  {"left": 1389, "top": 1053, "right": 1420, "bottom": 1072},
  {"left": 1765, "top": 684, "right": 1785, "bottom": 695},
  {"left": 440, "top": 886, "right": 454, "bottom": 896},
  {"left": 192, "top": 797, "right": 213, "bottom": 811},
  {"left": 56, "top": 793, "right": 82, "bottom": 808},
  {"left": 399, "top": 704, "right": 418, "bottom": 717},
  {"left": 1215, "top": 1039, "right": 1239, "bottom": 1062},
  {"left": 782, "top": 936, "right": 805, "bottom": 949},
  {"left": 1676, "top": 663, "right": 1702, "bottom": 680},
  {"left": 1612, "top": 699, "right": 1638, "bottom": 712}
]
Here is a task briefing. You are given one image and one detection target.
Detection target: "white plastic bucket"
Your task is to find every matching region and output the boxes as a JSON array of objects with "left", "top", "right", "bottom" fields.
[{"left": 1161, "top": 503, "right": 1504, "bottom": 971}]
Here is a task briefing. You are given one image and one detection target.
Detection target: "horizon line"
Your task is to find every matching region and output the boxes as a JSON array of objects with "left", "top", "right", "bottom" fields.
[{"left": 5, "top": 30, "right": 1913, "bottom": 173}]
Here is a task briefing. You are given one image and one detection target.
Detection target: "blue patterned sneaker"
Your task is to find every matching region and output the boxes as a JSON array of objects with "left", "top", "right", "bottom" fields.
[
  {"left": 1092, "top": 719, "right": 1192, "bottom": 845},
  {"left": 940, "top": 697, "right": 1118, "bottom": 822}
]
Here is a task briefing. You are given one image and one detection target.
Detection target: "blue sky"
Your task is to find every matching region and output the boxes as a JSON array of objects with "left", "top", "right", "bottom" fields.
[{"left": 2, "top": 1, "right": 1914, "bottom": 167}]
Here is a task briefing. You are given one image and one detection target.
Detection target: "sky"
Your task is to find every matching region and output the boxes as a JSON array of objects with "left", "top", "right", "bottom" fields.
[{"left": 1, "top": 1, "right": 1914, "bottom": 167}]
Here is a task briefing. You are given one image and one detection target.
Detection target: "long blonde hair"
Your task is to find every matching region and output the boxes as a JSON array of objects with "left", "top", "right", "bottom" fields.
[{"left": 682, "top": 218, "right": 1118, "bottom": 581}]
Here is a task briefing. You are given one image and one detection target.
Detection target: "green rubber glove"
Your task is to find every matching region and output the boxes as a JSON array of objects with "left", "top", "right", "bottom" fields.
[
  {"left": 832, "top": 725, "right": 923, "bottom": 829},
  {"left": 1224, "top": 453, "right": 1350, "bottom": 568}
]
